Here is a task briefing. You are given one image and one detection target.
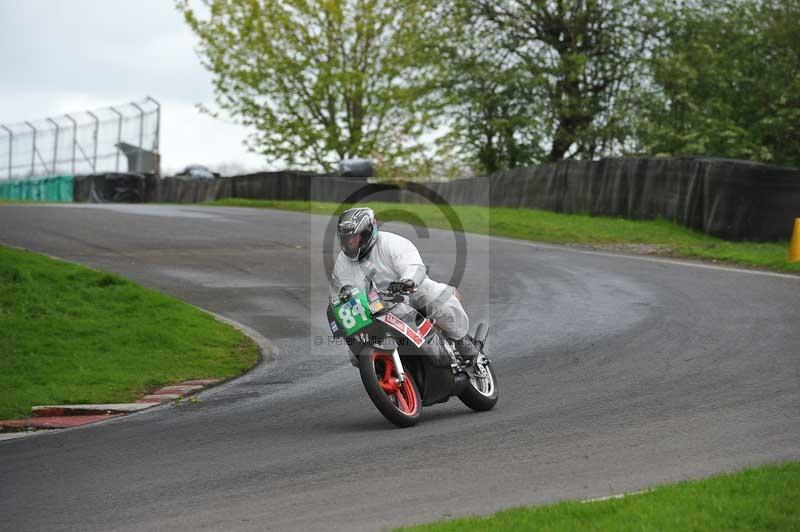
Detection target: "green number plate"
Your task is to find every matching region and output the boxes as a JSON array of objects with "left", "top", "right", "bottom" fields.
[{"left": 332, "top": 289, "right": 374, "bottom": 336}]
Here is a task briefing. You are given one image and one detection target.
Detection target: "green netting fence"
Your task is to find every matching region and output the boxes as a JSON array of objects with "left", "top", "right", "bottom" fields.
[{"left": 0, "top": 175, "right": 74, "bottom": 202}]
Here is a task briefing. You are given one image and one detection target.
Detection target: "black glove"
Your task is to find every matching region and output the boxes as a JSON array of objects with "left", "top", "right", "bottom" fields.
[
  {"left": 339, "top": 284, "right": 355, "bottom": 302},
  {"left": 388, "top": 279, "right": 416, "bottom": 294}
]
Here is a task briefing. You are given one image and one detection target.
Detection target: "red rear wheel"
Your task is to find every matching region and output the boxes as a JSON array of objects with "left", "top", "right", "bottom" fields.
[{"left": 359, "top": 351, "right": 421, "bottom": 427}]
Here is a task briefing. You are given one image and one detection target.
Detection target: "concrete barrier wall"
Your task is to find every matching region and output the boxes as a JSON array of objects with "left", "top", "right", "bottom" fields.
[{"left": 68, "top": 158, "right": 800, "bottom": 241}]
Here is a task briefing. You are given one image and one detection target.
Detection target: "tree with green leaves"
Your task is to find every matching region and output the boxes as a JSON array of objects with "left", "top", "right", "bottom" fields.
[
  {"left": 177, "top": 0, "right": 435, "bottom": 172},
  {"left": 636, "top": 0, "right": 800, "bottom": 168},
  {"left": 430, "top": 4, "right": 544, "bottom": 174},
  {"left": 455, "top": 0, "right": 649, "bottom": 166}
]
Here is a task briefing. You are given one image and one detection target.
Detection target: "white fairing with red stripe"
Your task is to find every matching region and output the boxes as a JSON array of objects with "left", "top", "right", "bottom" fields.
[{"left": 376, "top": 313, "right": 433, "bottom": 348}]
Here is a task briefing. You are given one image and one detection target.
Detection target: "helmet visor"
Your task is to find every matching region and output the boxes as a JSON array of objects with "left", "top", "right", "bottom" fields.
[{"left": 339, "top": 233, "right": 363, "bottom": 259}]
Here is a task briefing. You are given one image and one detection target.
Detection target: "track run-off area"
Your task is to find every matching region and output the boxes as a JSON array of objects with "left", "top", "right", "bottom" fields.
[{"left": 1, "top": 203, "right": 798, "bottom": 532}]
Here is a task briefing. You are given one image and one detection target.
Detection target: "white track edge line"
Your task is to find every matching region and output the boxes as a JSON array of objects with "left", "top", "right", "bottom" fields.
[{"left": 479, "top": 234, "right": 800, "bottom": 281}]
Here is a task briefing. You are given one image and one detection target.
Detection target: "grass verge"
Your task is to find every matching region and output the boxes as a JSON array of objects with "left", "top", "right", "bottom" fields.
[
  {"left": 396, "top": 462, "right": 799, "bottom": 531},
  {"left": 210, "top": 199, "right": 800, "bottom": 273},
  {"left": 0, "top": 246, "right": 260, "bottom": 419}
]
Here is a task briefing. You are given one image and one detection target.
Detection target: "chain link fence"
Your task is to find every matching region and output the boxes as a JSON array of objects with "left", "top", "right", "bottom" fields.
[{"left": 0, "top": 97, "right": 160, "bottom": 180}]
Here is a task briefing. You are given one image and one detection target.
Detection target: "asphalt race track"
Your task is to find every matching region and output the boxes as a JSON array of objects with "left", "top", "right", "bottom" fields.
[{"left": 1, "top": 204, "right": 798, "bottom": 532}]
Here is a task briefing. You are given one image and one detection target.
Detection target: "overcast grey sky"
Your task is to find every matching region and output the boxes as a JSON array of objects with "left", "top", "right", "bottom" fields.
[{"left": 0, "top": 0, "right": 266, "bottom": 173}]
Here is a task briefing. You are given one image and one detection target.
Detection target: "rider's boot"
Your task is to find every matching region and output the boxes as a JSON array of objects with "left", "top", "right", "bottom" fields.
[{"left": 454, "top": 334, "right": 481, "bottom": 363}]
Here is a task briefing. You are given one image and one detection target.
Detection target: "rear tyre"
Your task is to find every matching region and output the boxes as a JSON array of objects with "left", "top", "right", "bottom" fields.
[
  {"left": 359, "top": 350, "right": 421, "bottom": 428},
  {"left": 458, "top": 353, "right": 499, "bottom": 411}
]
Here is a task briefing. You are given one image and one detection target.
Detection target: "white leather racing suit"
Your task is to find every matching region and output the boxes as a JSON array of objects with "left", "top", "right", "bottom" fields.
[{"left": 329, "top": 231, "right": 469, "bottom": 340}]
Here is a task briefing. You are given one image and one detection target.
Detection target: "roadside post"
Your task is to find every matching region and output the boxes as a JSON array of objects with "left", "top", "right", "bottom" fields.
[{"left": 790, "top": 218, "right": 800, "bottom": 262}]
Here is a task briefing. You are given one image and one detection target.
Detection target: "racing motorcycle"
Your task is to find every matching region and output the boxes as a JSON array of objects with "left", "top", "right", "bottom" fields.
[{"left": 327, "top": 281, "right": 499, "bottom": 427}]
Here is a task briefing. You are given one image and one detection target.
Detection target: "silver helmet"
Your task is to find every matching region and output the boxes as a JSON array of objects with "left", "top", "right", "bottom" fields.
[{"left": 337, "top": 207, "right": 378, "bottom": 261}]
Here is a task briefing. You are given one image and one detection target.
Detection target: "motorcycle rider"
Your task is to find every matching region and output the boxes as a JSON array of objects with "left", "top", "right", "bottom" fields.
[{"left": 330, "top": 207, "right": 481, "bottom": 363}]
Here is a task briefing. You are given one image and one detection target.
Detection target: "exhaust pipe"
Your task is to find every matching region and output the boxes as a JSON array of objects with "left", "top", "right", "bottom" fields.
[{"left": 473, "top": 323, "right": 489, "bottom": 351}]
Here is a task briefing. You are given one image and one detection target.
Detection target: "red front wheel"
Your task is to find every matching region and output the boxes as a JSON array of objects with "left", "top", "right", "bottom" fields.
[{"left": 358, "top": 351, "right": 421, "bottom": 427}]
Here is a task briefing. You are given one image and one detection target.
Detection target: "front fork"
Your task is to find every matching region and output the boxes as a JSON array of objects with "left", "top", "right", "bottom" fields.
[{"left": 390, "top": 348, "right": 406, "bottom": 383}]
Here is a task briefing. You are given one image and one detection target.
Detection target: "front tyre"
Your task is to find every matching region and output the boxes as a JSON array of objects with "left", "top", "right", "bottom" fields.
[
  {"left": 359, "top": 350, "right": 421, "bottom": 428},
  {"left": 458, "top": 353, "right": 499, "bottom": 411}
]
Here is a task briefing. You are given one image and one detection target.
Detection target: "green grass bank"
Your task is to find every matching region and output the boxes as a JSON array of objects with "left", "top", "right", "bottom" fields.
[
  {"left": 210, "top": 199, "right": 800, "bottom": 273},
  {"left": 0, "top": 246, "right": 260, "bottom": 420},
  {"left": 396, "top": 462, "right": 799, "bottom": 531}
]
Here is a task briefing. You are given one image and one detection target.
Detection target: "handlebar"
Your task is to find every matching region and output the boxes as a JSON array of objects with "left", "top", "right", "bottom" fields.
[
  {"left": 338, "top": 282, "right": 416, "bottom": 306},
  {"left": 376, "top": 290, "right": 407, "bottom": 303},
  {"left": 376, "top": 285, "right": 416, "bottom": 303}
]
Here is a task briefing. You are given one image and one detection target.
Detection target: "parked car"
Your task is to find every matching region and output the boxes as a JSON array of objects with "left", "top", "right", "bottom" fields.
[
  {"left": 339, "top": 158, "right": 374, "bottom": 179},
  {"left": 174, "top": 165, "right": 219, "bottom": 180}
]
